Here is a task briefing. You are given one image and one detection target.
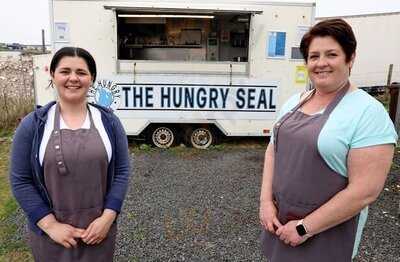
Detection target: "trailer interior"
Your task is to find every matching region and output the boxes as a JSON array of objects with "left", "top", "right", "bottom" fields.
[{"left": 117, "top": 12, "right": 250, "bottom": 63}]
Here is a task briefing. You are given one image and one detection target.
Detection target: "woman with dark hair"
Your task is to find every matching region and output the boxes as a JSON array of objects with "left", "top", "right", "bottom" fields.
[
  {"left": 259, "top": 19, "right": 397, "bottom": 261},
  {"left": 10, "top": 47, "right": 130, "bottom": 261}
]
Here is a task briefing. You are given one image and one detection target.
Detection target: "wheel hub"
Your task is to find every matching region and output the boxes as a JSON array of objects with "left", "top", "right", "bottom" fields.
[
  {"left": 152, "top": 127, "right": 174, "bottom": 148},
  {"left": 191, "top": 128, "right": 212, "bottom": 149}
]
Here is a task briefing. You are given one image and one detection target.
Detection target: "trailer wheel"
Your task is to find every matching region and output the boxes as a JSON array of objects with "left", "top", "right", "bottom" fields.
[
  {"left": 151, "top": 126, "right": 176, "bottom": 148},
  {"left": 189, "top": 127, "right": 213, "bottom": 149}
]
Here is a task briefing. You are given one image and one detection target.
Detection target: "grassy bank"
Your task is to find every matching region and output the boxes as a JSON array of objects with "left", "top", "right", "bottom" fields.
[
  {"left": 0, "top": 97, "right": 34, "bottom": 130},
  {"left": 0, "top": 133, "right": 32, "bottom": 261}
]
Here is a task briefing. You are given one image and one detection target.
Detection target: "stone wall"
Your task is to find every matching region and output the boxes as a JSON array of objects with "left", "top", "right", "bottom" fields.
[{"left": 0, "top": 54, "right": 34, "bottom": 129}]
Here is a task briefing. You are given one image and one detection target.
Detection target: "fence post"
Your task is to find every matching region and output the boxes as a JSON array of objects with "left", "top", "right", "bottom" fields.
[
  {"left": 385, "top": 64, "right": 394, "bottom": 101},
  {"left": 389, "top": 83, "right": 398, "bottom": 122},
  {"left": 391, "top": 82, "right": 400, "bottom": 135},
  {"left": 41, "top": 29, "right": 46, "bottom": 54},
  {"left": 387, "top": 64, "right": 394, "bottom": 86}
]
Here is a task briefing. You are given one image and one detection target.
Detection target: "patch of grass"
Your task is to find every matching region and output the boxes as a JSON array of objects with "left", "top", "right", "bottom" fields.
[
  {"left": 126, "top": 211, "right": 137, "bottom": 220},
  {"left": 129, "top": 143, "right": 157, "bottom": 155},
  {"left": 168, "top": 144, "right": 194, "bottom": 156},
  {"left": 130, "top": 142, "right": 205, "bottom": 157},
  {"left": 128, "top": 138, "right": 266, "bottom": 156},
  {"left": 0, "top": 134, "right": 32, "bottom": 260},
  {"left": 127, "top": 255, "right": 140, "bottom": 262},
  {"left": 139, "top": 143, "right": 153, "bottom": 152},
  {"left": 375, "top": 93, "right": 390, "bottom": 111},
  {"left": 0, "top": 136, "right": 13, "bottom": 218},
  {"left": 130, "top": 226, "right": 146, "bottom": 242},
  {"left": 0, "top": 198, "right": 17, "bottom": 221},
  {"left": 0, "top": 129, "right": 13, "bottom": 138},
  {"left": 0, "top": 95, "right": 34, "bottom": 130},
  {"left": 0, "top": 249, "right": 32, "bottom": 262},
  {"left": 208, "top": 144, "right": 225, "bottom": 151},
  {"left": 0, "top": 220, "right": 31, "bottom": 258}
]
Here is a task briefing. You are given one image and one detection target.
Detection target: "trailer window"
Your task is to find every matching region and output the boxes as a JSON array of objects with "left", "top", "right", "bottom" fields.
[
  {"left": 291, "top": 26, "right": 309, "bottom": 60},
  {"left": 291, "top": 47, "right": 303, "bottom": 60},
  {"left": 267, "top": 31, "right": 286, "bottom": 58},
  {"left": 117, "top": 13, "right": 250, "bottom": 62}
]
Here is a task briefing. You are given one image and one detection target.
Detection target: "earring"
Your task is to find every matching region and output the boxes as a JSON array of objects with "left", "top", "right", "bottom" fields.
[{"left": 47, "top": 79, "right": 54, "bottom": 89}]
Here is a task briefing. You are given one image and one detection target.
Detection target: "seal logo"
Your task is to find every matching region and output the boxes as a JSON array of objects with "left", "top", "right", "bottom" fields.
[{"left": 88, "top": 79, "right": 121, "bottom": 110}]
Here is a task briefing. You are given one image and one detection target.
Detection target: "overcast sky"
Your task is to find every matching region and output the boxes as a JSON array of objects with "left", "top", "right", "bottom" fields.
[{"left": 1, "top": 0, "right": 400, "bottom": 44}]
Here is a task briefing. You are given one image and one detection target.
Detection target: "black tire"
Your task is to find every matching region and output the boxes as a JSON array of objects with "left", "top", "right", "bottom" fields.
[{"left": 150, "top": 126, "right": 176, "bottom": 148}]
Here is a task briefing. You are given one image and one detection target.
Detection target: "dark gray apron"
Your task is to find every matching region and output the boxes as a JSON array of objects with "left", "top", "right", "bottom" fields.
[
  {"left": 29, "top": 104, "right": 116, "bottom": 262},
  {"left": 261, "top": 83, "right": 359, "bottom": 262}
]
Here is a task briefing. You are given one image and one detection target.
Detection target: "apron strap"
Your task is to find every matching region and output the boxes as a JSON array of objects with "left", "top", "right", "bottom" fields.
[
  {"left": 53, "top": 103, "right": 68, "bottom": 175},
  {"left": 273, "top": 81, "right": 350, "bottom": 152},
  {"left": 273, "top": 89, "right": 315, "bottom": 150},
  {"left": 322, "top": 81, "right": 350, "bottom": 116},
  {"left": 87, "top": 105, "right": 96, "bottom": 130},
  {"left": 292, "top": 89, "right": 317, "bottom": 113}
]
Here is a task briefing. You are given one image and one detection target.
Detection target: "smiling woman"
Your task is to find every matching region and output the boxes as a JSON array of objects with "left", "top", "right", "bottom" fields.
[
  {"left": 10, "top": 47, "right": 131, "bottom": 262},
  {"left": 259, "top": 19, "right": 397, "bottom": 262},
  {"left": 52, "top": 56, "right": 93, "bottom": 105},
  {"left": 49, "top": 52, "right": 96, "bottom": 130}
]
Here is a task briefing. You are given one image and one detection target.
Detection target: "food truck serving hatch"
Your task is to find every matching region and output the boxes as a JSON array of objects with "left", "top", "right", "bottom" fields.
[{"left": 105, "top": 3, "right": 262, "bottom": 64}]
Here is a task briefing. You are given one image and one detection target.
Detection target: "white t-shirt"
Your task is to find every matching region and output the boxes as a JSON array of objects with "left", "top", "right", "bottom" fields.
[{"left": 39, "top": 104, "right": 112, "bottom": 165}]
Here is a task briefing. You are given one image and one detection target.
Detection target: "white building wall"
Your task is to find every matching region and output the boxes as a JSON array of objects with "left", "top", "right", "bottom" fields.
[{"left": 317, "top": 12, "right": 400, "bottom": 87}]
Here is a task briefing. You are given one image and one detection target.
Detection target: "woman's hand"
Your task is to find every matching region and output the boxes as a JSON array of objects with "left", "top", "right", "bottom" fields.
[
  {"left": 82, "top": 209, "right": 117, "bottom": 245},
  {"left": 38, "top": 214, "right": 84, "bottom": 248},
  {"left": 259, "top": 200, "right": 282, "bottom": 234},
  {"left": 46, "top": 222, "right": 85, "bottom": 248},
  {"left": 276, "top": 220, "right": 309, "bottom": 247}
]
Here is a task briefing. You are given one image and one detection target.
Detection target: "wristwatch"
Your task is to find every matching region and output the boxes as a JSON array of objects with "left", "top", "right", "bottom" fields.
[{"left": 296, "top": 219, "right": 309, "bottom": 237}]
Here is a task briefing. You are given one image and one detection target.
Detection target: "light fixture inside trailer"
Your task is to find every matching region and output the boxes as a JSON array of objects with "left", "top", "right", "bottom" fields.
[{"left": 118, "top": 14, "right": 215, "bottom": 19}]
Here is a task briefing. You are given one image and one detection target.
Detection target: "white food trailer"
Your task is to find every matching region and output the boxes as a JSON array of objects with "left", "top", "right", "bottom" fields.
[{"left": 34, "top": 0, "right": 315, "bottom": 148}]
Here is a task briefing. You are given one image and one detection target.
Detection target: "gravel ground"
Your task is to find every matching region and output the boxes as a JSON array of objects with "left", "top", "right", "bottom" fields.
[
  {"left": 115, "top": 142, "right": 399, "bottom": 262},
  {"left": 9, "top": 141, "right": 400, "bottom": 261}
]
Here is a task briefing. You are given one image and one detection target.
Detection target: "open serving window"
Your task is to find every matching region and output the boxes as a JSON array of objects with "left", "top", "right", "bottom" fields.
[
  {"left": 117, "top": 13, "right": 250, "bottom": 62},
  {"left": 105, "top": 4, "right": 262, "bottom": 74}
]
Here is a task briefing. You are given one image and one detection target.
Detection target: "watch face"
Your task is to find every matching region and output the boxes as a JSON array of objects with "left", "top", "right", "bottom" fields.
[{"left": 296, "top": 224, "right": 307, "bottom": 236}]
